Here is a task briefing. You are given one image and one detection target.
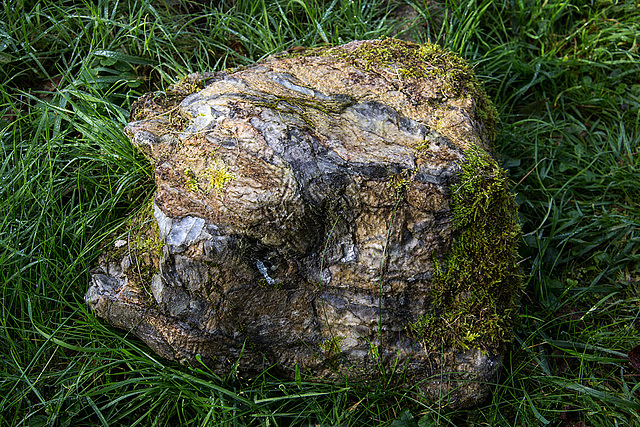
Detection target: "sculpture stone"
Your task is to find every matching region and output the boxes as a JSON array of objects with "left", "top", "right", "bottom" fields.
[{"left": 86, "top": 39, "right": 521, "bottom": 408}]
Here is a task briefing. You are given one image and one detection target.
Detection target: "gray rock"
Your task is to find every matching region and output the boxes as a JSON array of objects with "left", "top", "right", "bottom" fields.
[{"left": 86, "top": 39, "right": 520, "bottom": 408}]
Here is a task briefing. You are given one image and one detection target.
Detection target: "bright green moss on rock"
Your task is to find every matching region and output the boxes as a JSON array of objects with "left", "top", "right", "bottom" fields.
[
  {"left": 330, "top": 38, "right": 471, "bottom": 87},
  {"left": 411, "top": 146, "right": 522, "bottom": 351}
]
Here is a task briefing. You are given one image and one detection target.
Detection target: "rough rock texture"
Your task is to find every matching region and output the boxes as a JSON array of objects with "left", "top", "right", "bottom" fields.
[{"left": 86, "top": 39, "right": 520, "bottom": 408}]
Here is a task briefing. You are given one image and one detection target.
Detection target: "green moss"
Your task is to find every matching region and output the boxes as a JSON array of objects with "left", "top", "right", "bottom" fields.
[
  {"left": 255, "top": 94, "right": 355, "bottom": 128},
  {"left": 387, "top": 169, "right": 412, "bottom": 198},
  {"left": 258, "top": 278, "right": 282, "bottom": 290},
  {"left": 319, "top": 336, "right": 345, "bottom": 354},
  {"left": 173, "top": 74, "right": 207, "bottom": 94},
  {"left": 129, "top": 91, "right": 190, "bottom": 130},
  {"left": 294, "top": 38, "right": 466, "bottom": 84},
  {"left": 184, "top": 168, "right": 199, "bottom": 193},
  {"left": 410, "top": 146, "right": 522, "bottom": 352},
  {"left": 129, "top": 74, "right": 209, "bottom": 135},
  {"left": 203, "top": 165, "right": 234, "bottom": 193},
  {"left": 184, "top": 165, "right": 235, "bottom": 194},
  {"left": 469, "top": 83, "right": 500, "bottom": 144},
  {"left": 99, "top": 200, "right": 162, "bottom": 305}
]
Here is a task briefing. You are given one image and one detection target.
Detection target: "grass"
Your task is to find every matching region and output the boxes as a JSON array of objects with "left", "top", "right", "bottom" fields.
[{"left": 1, "top": 0, "right": 639, "bottom": 425}]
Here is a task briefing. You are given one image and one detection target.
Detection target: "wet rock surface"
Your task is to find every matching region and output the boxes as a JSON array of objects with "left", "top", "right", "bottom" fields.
[{"left": 86, "top": 39, "right": 518, "bottom": 408}]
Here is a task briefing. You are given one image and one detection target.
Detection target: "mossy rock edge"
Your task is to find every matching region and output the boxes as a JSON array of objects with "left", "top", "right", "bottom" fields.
[{"left": 411, "top": 146, "right": 522, "bottom": 352}]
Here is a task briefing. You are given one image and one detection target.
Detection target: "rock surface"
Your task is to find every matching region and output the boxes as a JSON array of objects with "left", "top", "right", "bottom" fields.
[{"left": 86, "top": 39, "right": 520, "bottom": 408}]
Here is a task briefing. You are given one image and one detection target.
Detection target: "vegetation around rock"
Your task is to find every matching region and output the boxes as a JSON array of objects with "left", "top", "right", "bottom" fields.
[{"left": 1, "top": 0, "right": 638, "bottom": 425}]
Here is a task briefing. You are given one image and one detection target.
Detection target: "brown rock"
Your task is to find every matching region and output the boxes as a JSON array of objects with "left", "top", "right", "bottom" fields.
[{"left": 86, "top": 39, "right": 519, "bottom": 408}]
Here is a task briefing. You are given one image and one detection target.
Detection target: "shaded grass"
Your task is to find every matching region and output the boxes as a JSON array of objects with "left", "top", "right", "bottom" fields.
[{"left": 1, "top": 0, "right": 639, "bottom": 425}]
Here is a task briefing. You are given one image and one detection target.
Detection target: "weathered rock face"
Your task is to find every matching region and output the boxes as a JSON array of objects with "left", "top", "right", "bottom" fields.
[{"left": 86, "top": 39, "right": 521, "bottom": 408}]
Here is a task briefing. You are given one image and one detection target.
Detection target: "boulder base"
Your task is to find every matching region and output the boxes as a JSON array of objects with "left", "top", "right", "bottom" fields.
[{"left": 86, "top": 39, "right": 520, "bottom": 408}]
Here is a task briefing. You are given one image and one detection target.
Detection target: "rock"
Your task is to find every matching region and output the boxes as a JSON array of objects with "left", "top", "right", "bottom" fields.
[{"left": 86, "top": 39, "right": 521, "bottom": 408}]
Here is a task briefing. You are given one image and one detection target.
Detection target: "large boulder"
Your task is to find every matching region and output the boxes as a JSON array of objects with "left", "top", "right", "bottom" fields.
[{"left": 86, "top": 39, "right": 521, "bottom": 408}]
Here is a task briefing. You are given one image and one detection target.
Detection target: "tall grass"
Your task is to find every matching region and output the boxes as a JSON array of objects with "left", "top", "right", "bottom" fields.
[{"left": 1, "top": 0, "right": 639, "bottom": 425}]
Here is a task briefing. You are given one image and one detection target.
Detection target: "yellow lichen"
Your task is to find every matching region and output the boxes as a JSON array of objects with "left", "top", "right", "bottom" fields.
[{"left": 203, "top": 165, "right": 234, "bottom": 193}]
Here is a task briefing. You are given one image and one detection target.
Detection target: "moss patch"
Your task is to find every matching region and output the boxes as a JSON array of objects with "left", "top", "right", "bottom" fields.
[
  {"left": 410, "top": 146, "right": 522, "bottom": 351},
  {"left": 332, "top": 38, "right": 470, "bottom": 87},
  {"left": 99, "top": 200, "right": 162, "bottom": 304},
  {"left": 319, "top": 336, "right": 345, "bottom": 354},
  {"left": 128, "top": 73, "right": 210, "bottom": 133},
  {"left": 204, "top": 165, "right": 235, "bottom": 192},
  {"left": 129, "top": 90, "right": 189, "bottom": 128},
  {"left": 183, "top": 164, "right": 235, "bottom": 194}
]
